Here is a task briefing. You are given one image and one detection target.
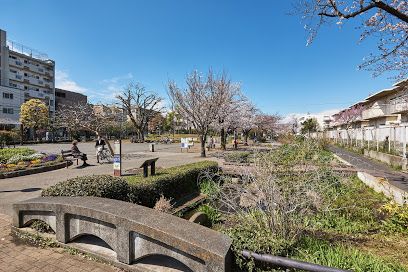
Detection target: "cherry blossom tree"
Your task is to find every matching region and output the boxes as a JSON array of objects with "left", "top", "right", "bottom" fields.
[
  {"left": 168, "top": 70, "right": 232, "bottom": 157},
  {"left": 333, "top": 103, "right": 364, "bottom": 141},
  {"left": 55, "top": 102, "right": 118, "bottom": 153},
  {"left": 214, "top": 76, "right": 243, "bottom": 150},
  {"left": 297, "top": 0, "right": 408, "bottom": 79},
  {"left": 237, "top": 100, "right": 258, "bottom": 146},
  {"left": 255, "top": 113, "right": 282, "bottom": 139}
]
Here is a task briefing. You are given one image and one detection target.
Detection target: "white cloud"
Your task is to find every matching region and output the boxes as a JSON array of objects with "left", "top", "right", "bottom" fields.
[
  {"left": 55, "top": 70, "right": 88, "bottom": 94},
  {"left": 90, "top": 73, "right": 135, "bottom": 103},
  {"left": 282, "top": 108, "right": 340, "bottom": 128}
]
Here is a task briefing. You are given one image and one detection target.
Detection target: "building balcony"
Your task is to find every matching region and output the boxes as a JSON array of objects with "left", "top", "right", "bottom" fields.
[
  {"left": 362, "top": 106, "right": 390, "bottom": 120},
  {"left": 389, "top": 101, "right": 408, "bottom": 114}
]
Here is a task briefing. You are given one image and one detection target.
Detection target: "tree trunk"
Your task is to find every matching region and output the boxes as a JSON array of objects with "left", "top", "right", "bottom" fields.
[
  {"left": 221, "top": 128, "right": 226, "bottom": 150},
  {"left": 244, "top": 132, "right": 249, "bottom": 146},
  {"left": 33, "top": 127, "right": 37, "bottom": 142},
  {"left": 20, "top": 125, "right": 24, "bottom": 145},
  {"left": 200, "top": 134, "right": 206, "bottom": 157}
]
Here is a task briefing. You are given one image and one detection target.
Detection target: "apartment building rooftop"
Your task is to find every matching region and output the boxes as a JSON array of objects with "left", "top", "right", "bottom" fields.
[{"left": 6, "top": 40, "right": 51, "bottom": 63}]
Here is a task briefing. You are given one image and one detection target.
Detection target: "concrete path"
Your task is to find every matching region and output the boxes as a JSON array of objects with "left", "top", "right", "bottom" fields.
[
  {"left": 0, "top": 142, "right": 213, "bottom": 216},
  {"left": 329, "top": 145, "right": 408, "bottom": 192}
]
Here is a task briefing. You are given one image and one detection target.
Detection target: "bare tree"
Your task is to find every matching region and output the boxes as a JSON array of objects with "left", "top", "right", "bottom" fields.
[
  {"left": 168, "top": 70, "right": 231, "bottom": 157},
  {"left": 116, "top": 82, "right": 163, "bottom": 142},
  {"left": 297, "top": 0, "right": 408, "bottom": 79}
]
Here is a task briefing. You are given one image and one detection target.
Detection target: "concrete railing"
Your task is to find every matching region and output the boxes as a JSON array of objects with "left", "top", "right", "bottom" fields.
[{"left": 13, "top": 197, "right": 232, "bottom": 272}]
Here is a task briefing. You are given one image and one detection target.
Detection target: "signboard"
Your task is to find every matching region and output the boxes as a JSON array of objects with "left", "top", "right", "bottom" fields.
[
  {"left": 180, "top": 138, "right": 189, "bottom": 151},
  {"left": 113, "top": 140, "right": 121, "bottom": 176}
]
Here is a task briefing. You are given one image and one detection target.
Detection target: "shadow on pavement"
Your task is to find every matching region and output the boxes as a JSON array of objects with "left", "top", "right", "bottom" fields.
[{"left": 0, "top": 187, "right": 42, "bottom": 193}]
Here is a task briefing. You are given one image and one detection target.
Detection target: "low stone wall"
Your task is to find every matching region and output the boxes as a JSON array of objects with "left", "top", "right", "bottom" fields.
[
  {"left": 13, "top": 197, "right": 232, "bottom": 272},
  {"left": 0, "top": 161, "right": 72, "bottom": 179},
  {"left": 363, "top": 149, "right": 404, "bottom": 168}
]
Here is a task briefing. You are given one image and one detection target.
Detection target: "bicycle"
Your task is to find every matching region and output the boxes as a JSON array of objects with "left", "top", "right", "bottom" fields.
[{"left": 96, "top": 146, "right": 113, "bottom": 163}]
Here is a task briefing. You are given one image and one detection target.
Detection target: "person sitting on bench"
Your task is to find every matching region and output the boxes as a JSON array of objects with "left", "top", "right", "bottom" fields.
[{"left": 71, "top": 140, "right": 89, "bottom": 166}]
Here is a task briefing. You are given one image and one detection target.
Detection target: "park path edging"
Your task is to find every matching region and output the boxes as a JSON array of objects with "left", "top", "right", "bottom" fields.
[
  {"left": 357, "top": 171, "right": 408, "bottom": 205},
  {"left": 0, "top": 161, "right": 72, "bottom": 179}
]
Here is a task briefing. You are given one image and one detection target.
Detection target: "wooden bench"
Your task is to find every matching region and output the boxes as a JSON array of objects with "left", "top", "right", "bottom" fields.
[{"left": 61, "top": 150, "right": 79, "bottom": 168}]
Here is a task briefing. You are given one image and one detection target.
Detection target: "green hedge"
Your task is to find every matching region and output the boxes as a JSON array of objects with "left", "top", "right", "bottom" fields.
[
  {"left": 126, "top": 161, "right": 218, "bottom": 207},
  {"left": 42, "top": 161, "right": 218, "bottom": 208},
  {"left": 42, "top": 175, "right": 130, "bottom": 201}
]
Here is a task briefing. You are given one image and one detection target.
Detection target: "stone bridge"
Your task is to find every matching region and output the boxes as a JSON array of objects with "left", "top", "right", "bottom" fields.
[{"left": 13, "top": 197, "right": 232, "bottom": 272}]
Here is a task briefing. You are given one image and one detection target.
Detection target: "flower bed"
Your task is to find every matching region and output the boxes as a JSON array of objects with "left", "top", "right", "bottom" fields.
[{"left": 0, "top": 148, "right": 63, "bottom": 174}]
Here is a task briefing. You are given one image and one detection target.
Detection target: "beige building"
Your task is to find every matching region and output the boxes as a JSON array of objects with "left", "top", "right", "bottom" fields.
[
  {"left": 0, "top": 28, "right": 55, "bottom": 126},
  {"left": 329, "top": 79, "right": 408, "bottom": 130}
]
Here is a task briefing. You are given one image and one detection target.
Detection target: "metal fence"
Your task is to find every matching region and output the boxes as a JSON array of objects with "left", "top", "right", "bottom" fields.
[{"left": 311, "top": 126, "right": 408, "bottom": 157}]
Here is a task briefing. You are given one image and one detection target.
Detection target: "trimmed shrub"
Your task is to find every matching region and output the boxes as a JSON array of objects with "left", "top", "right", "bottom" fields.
[
  {"left": 126, "top": 161, "right": 218, "bottom": 207},
  {"left": 42, "top": 175, "right": 130, "bottom": 201}
]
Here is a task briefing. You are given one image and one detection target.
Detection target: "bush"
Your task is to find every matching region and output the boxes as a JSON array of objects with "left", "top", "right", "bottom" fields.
[
  {"left": 198, "top": 204, "right": 221, "bottom": 226},
  {"left": 0, "top": 130, "right": 18, "bottom": 145},
  {"left": 224, "top": 151, "right": 251, "bottom": 163},
  {"left": 0, "top": 148, "right": 36, "bottom": 163},
  {"left": 126, "top": 161, "right": 218, "bottom": 207},
  {"left": 42, "top": 175, "right": 130, "bottom": 201},
  {"left": 153, "top": 195, "right": 173, "bottom": 213}
]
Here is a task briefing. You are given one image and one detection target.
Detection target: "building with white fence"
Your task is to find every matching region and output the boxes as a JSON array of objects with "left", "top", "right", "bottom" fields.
[{"left": 321, "top": 79, "right": 408, "bottom": 157}]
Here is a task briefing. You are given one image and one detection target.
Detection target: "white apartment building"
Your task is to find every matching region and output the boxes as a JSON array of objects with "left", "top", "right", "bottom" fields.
[{"left": 0, "top": 29, "right": 55, "bottom": 127}]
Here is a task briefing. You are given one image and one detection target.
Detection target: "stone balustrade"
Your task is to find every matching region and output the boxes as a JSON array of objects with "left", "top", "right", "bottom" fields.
[{"left": 13, "top": 197, "right": 232, "bottom": 272}]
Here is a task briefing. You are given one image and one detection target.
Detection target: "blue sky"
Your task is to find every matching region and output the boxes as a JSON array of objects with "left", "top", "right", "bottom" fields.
[{"left": 0, "top": 0, "right": 397, "bottom": 117}]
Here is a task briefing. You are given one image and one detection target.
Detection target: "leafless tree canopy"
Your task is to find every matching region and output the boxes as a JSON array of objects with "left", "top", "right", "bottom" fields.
[
  {"left": 297, "top": 0, "right": 408, "bottom": 79},
  {"left": 55, "top": 102, "right": 117, "bottom": 137},
  {"left": 168, "top": 70, "right": 237, "bottom": 157},
  {"left": 116, "top": 82, "right": 163, "bottom": 141}
]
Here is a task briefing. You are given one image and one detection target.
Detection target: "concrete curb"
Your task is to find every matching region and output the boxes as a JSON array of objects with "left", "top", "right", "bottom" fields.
[
  {"left": 357, "top": 172, "right": 408, "bottom": 205},
  {"left": 0, "top": 161, "right": 72, "bottom": 179}
]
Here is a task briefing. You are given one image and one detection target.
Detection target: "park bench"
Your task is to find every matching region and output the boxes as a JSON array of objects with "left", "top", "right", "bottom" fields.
[{"left": 60, "top": 150, "right": 79, "bottom": 168}]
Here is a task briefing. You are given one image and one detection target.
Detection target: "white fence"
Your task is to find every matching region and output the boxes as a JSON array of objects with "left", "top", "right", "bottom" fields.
[{"left": 312, "top": 126, "right": 408, "bottom": 157}]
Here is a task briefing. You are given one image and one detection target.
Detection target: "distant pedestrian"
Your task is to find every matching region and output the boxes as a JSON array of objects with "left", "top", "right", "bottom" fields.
[
  {"left": 95, "top": 136, "right": 106, "bottom": 163},
  {"left": 383, "top": 136, "right": 389, "bottom": 152},
  {"left": 210, "top": 136, "right": 215, "bottom": 149}
]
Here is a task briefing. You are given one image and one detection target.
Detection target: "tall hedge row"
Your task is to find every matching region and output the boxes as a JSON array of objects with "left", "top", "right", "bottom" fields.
[{"left": 42, "top": 161, "right": 219, "bottom": 207}]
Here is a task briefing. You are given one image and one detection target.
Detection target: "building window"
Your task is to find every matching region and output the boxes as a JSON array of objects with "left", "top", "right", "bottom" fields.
[
  {"left": 56, "top": 92, "right": 66, "bottom": 98},
  {"left": 3, "top": 108, "right": 14, "bottom": 114},
  {"left": 3, "top": 93, "right": 13, "bottom": 99}
]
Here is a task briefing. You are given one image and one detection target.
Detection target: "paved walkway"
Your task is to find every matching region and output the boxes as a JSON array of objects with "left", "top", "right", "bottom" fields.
[
  {"left": 329, "top": 145, "right": 408, "bottom": 192},
  {"left": 0, "top": 142, "right": 213, "bottom": 216},
  {"left": 0, "top": 142, "right": 218, "bottom": 271},
  {"left": 0, "top": 214, "right": 120, "bottom": 272}
]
